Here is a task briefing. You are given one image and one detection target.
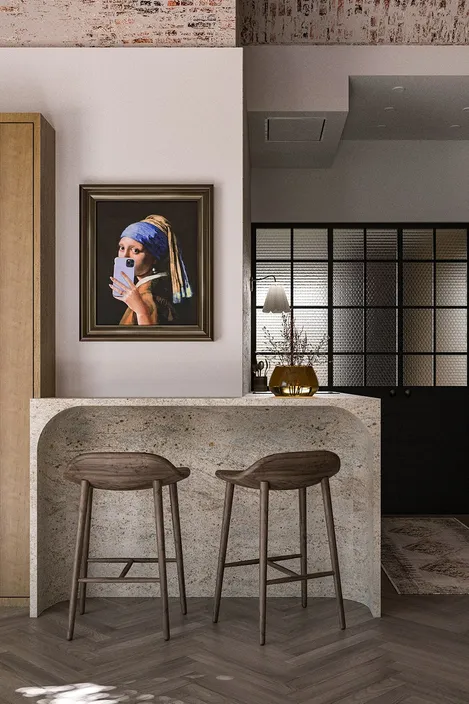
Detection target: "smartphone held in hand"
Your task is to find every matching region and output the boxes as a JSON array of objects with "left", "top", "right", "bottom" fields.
[{"left": 112, "top": 257, "right": 135, "bottom": 298}]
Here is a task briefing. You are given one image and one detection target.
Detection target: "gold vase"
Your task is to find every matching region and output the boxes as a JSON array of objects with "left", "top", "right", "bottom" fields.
[{"left": 269, "top": 365, "right": 319, "bottom": 397}]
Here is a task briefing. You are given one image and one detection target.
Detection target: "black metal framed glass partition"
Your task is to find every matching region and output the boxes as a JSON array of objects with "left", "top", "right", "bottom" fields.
[{"left": 252, "top": 225, "right": 468, "bottom": 388}]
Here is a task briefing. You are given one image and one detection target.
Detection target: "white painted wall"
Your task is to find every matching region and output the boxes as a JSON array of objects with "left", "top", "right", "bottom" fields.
[
  {"left": 0, "top": 48, "right": 244, "bottom": 398},
  {"left": 251, "top": 140, "right": 469, "bottom": 222}
]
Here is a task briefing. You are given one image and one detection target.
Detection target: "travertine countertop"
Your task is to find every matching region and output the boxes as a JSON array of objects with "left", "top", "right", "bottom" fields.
[
  {"left": 31, "top": 391, "right": 378, "bottom": 409},
  {"left": 30, "top": 393, "right": 380, "bottom": 619},
  {"left": 31, "top": 392, "right": 380, "bottom": 438}
]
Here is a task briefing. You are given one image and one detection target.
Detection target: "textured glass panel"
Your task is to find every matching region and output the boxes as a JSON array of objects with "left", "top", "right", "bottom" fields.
[
  {"left": 333, "top": 263, "right": 364, "bottom": 306},
  {"left": 293, "top": 263, "right": 328, "bottom": 305},
  {"left": 256, "top": 312, "right": 289, "bottom": 352},
  {"left": 333, "top": 355, "right": 364, "bottom": 386},
  {"left": 333, "top": 309, "right": 364, "bottom": 352},
  {"left": 313, "top": 355, "right": 329, "bottom": 386},
  {"left": 436, "top": 263, "right": 467, "bottom": 306},
  {"left": 403, "top": 263, "right": 433, "bottom": 306},
  {"left": 366, "top": 229, "right": 397, "bottom": 260},
  {"left": 436, "top": 356, "right": 467, "bottom": 386},
  {"left": 333, "top": 229, "right": 364, "bottom": 259},
  {"left": 436, "top": 309, "right": 467, "bottom": 353},
  {"left": 293, "top": 309, "right": 329, "bottom": 350},
  {"left": 403, "top": 229, "right": 433, "bottom": 259},
  {"left": 367, "top": 263, "right": 397, "bottom": 306},
  {"left": 366, "top": 309, "right": 397, "bottom": 353},
  {"left": 403, "top": 356, "right": 434, "bottom": 386},
  {"left": 256, "top": 228, "right": 291, "bottom": 259},
  {"left": 403, "top": 309, "right": 433, "bottom": 353},
  {"left": 436, "top": 229, "right": 467, "bottom": 260},
  {"left": 293, "top": 228, "right": 328, "bottom": 260},
  {"left": 255, "top": 263, "right": 291, "bottom": 306},
  {"left": 366, "top": 356, "right": 398, "bottom": 386}
]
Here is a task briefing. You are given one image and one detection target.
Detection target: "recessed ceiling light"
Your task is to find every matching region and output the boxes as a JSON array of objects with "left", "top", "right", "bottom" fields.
[
  {"left": 450, "top": 124, "right": 461, "bottom": 128},
  {"left": 378, "top": 124, "right": 386, "bottom": 128},
  {"left": 384, "top": 106, "right": 395, "bottom": 111},
  {"left": 392, "top": 86, "right": 405, "bottom": 92}
]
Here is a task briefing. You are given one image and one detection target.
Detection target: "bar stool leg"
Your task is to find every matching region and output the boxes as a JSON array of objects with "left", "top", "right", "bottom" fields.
[
  {"left": 169, "top": 483, "right": 187, "bottom": 616},
  {"left": 259, "top": 481, "right": 269, "bottom": 646},
  {"left": 67, "top": 480, "right": 90, "bottom": 641},
  {"left": 79, "top": 487, "right": 93, "bottom": 616},
  {"left": 321, "top": 477, "right": 346, "bottom": 630},
  {"left": 299, "top": 487, "right": 307, "bottom": 608},
  {"left": 213, "top": 482, "right": 234, "bottom": 623},
  {"left": 153, "top": 480, "right": 170, "bottom": 641}
]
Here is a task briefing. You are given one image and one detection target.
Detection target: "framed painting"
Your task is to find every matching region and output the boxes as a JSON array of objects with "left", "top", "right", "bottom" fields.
[{"left": 80, "top": 184, "right": 213, "bottom": 341}]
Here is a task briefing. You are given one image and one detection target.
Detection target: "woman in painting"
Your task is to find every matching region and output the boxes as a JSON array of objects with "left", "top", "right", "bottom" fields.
[{"left": 110, "top": 214, "right": 192, "bottom": 325}]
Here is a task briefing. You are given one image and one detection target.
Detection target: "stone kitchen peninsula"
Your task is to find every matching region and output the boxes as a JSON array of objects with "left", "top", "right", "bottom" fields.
[{"left": 30, "top": 394, "right": 380, "bottom": 618}]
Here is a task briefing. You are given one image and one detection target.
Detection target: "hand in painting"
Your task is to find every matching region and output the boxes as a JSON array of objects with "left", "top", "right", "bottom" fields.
[{"left": 110, "top": 272, "right": 154, "bottom": 325}]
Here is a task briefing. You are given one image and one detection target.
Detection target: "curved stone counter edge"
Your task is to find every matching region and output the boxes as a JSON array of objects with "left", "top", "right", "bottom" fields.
[{"left": 30, "top": 393, "right": 381, "bottom": 619}]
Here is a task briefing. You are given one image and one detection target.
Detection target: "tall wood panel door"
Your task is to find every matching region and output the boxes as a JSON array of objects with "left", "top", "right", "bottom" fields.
[{"left": 0, "top": 114, "right": 55, "bottom": 603}]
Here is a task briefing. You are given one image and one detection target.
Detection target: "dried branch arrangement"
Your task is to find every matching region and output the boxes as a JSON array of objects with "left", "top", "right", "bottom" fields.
[{"left": 262, "top": 313, "right": 329, "bottom": 366}]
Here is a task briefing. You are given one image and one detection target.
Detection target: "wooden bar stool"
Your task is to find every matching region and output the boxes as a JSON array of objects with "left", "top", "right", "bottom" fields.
[
  {"left": 64, "top": 451, "right": 190, "bottom": 642},
  {"left": 212, "top": 450, "right": 345, "bottom": 645}
]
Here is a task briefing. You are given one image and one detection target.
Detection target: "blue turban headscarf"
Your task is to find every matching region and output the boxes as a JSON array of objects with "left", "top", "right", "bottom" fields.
[{"left": 120, "top": 219, "right": 192, "bottom": 304}]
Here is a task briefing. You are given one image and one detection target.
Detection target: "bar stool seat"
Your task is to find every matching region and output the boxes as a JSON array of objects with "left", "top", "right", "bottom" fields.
[
  {"left": 215, "top": 450, "right": 339, "bottom": 489},
  {"left": 212, "top": 450, "right": 345, "bottom": 645},
  {"left": 64, "top": 451, "right": 190, "bottom": 642}
]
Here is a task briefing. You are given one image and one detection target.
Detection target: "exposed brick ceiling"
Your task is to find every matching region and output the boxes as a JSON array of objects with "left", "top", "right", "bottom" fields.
[
  {"left": 0, "top": 0, "right": 467, "bottom": 48},
  {"left": 0, "top": 0, "right": 236, "bottom": 47},
  {"left": 241, "top": 0, "right": 469, "bottom": 45}
]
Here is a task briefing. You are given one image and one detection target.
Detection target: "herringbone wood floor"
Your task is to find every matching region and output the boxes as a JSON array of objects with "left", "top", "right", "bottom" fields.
[{"left": 1, "top": 580, "right": 469, "bottom": 704}]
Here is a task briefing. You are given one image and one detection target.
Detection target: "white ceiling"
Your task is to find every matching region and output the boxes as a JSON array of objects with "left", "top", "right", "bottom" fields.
[
  {"left": 248, "top": 75, "right": 469, "bottom": 168},
  {"left": 343, "top": 76, "right": 469, "bottom": 140},
  {"left": 248, "top": 111, "right": 347, "bottom": 168}
]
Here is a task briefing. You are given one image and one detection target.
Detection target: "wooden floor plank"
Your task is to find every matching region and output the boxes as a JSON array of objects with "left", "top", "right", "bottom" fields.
[
  {"left": 333, "top": 677, "right": 406, "bottom": 704},
  {"left": 1, "top": 590, "right": 468, "bottom": 704}
]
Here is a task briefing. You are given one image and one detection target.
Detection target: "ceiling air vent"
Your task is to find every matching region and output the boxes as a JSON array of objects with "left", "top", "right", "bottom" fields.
[{"left": 266, "top": 117, "right": 325, "bottom": 142}]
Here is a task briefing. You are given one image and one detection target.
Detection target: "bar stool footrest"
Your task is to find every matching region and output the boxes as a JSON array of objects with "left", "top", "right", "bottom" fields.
[
  {"left": 267, "top": 570, "right": 334, "bottom": 586},
  {"left": 87, "top": 558, "right": 176, "bottom": 563},
  {"left": 225, "top": 553, "right": 301, "bottom": 568},
  {"left": 86, "top": 557, "right": 176, "bottom": 578},
  {"left": 78, "top": 577, "right": 161, "bottom": 584}
]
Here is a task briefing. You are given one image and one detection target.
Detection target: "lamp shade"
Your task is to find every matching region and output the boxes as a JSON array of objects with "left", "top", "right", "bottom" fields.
[{"left": 262, "top": 284, "right": 290, "bottom": 313}]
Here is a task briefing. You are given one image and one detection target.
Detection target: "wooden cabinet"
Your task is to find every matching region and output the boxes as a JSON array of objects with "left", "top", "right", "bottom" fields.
[{"left": 0, "top": 114, "right": 55, "bottom": 603}]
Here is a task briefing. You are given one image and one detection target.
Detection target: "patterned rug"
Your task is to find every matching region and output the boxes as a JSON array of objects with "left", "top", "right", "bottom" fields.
[{"left": 382, "top": 517, "right": 469, "bottom": 595}]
